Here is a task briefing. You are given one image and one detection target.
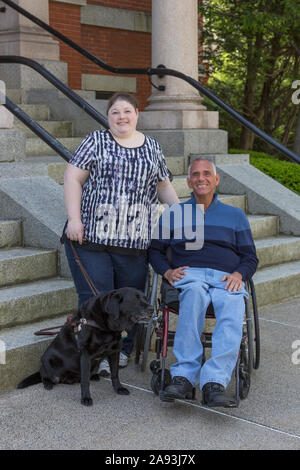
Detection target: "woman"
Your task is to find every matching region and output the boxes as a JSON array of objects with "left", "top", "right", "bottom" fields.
[{"left": 63, "top": 92, "right": 179, "bottom": 374}]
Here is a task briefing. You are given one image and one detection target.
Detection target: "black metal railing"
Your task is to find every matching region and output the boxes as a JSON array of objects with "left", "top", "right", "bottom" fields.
[
  {"left": 0, "top": 56, "right": 109, "bottom": 162},
  {"left": 1, "top": 0, "right": 300, "bottom": 164}
]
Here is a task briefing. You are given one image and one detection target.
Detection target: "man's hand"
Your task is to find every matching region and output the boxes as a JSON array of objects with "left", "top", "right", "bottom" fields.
[
  {"left": 163, "top": 266, "right": 189, "bottom": 286},
  {"left": 221, "top": 271, "right": 243, "bottom": 292}
]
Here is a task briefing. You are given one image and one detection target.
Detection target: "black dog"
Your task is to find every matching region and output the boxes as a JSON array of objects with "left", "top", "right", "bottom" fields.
[{"left": 17, "top": 287, "right": 153, "bottom": 406}]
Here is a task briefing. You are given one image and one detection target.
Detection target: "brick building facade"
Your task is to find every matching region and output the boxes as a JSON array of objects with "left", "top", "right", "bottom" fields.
[
  {"left": 49, "top": 0, "right": 152, "bottom": 109},
  {"left": 48, "top": 0, "right": 204, "bottom": 110}
]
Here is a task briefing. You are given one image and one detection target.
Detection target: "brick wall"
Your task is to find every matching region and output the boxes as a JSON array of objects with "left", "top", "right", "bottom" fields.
[
  {"left": 48, "top": 1, "right": 205, "bottom": 109},
  {"left": 49, "top": 0, "right": 151, "bottom": 109},
  {"left": 49, "top": 1, "right": 83, "bottom": 90},
  {"left": 81, "top": 25, "right": 151, "bottom": 109}
]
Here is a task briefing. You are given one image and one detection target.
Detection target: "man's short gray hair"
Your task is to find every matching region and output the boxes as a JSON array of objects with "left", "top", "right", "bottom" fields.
[{"left": 187, "top": 157, "right": 217, "bottom": 178}]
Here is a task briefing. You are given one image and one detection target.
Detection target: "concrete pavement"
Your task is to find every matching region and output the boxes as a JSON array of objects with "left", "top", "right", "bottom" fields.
[{"left": 0, "top": 296, "right": 299, "bottom": 451}]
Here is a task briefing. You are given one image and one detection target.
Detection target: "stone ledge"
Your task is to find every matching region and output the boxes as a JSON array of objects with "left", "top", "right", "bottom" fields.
[
  {"left": 217, "top": 163, "right": 300, "bottom": 235},
  {"left": 51, "top": 0, "right": 87, "bottom": 5},
  {"left": 82, "top": 74, "right": 136, "bottom": 93},
  {"left": 81, "top": 4, "right": 151, "bottom": 33},
  {"left": 141, "top": 129, "right": 228, "bottom": 157},
  {"left": 139, "top": 110, "right": 219, "bottom": 130}
]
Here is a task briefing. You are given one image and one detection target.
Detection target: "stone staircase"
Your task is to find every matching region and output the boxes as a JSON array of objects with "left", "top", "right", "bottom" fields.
[
  {"left": 0, "top": 89, "right": 300, "bottom": 393},
  {"left": 3, "top": 88, "right": 85, "bottom": 184},
  {"left": 0, "top": 219, "right": 77, "bottom": 391}
]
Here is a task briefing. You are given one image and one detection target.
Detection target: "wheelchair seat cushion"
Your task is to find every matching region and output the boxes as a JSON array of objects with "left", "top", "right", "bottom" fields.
[
  {"left": 160, "top": 278, "right": 215, "bottom": 315},
  {"left": 160, "top": 278, "right": 180, "bottom": 311}
]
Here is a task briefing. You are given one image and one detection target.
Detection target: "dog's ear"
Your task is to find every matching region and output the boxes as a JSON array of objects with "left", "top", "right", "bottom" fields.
[
  {"left": 103, "top": 291, "right": 121, "bottom": 319},
  {"left": 76, "top": 296, "right": 97, "bottom": 317}
]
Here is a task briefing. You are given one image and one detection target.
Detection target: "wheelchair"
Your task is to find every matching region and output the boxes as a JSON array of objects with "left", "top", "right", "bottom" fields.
[{"left": 135, "top": 272, "right": 260, "bottom": 407}]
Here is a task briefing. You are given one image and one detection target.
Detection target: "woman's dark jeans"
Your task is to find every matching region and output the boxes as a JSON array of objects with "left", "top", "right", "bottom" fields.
[{"left": 64, "top": 239, "right": 148, "bottom": 357}]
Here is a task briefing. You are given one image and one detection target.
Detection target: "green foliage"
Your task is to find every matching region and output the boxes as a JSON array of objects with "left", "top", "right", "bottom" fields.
[
  {"left": 229, "top": 149, "right": 300, "bottom": 194},
  {"left": 199, "top": 0, "right": 300, "bottom": 150}
]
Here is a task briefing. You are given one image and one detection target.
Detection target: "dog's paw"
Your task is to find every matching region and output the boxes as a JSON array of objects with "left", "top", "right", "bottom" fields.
[
  {"left": 42, "top": 380, "right": 53, "bottom": 390},
  {"left": 91, "top": 374, "right": 100, "bottom": 381},
  {"left": 81, "top": 397, "right": 93, "bottom": 406},
  {"left": 116, "top": 386, "right": 130, "bottom": 395}
]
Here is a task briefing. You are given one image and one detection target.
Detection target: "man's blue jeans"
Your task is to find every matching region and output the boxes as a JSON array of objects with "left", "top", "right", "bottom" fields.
[
  {"left": 172, "top": 268, "right": 248, "bottom": 390},
  {"left": 64, "top": 239, "right": 147, "bottom": 356}
]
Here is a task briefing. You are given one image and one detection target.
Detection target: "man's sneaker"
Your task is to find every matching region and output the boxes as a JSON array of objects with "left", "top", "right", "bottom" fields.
[
  {"left": 202, "top": 382, "right": 227, "bottom": 407},
  {"left": 119, "top": 352, "right": 129, "bottom": 368},
  {"left": 161, "top": 376, "right": 195, "bottom": 402},
  {"left": 98, "top": 358, "right": 110, "bottom": 377}
]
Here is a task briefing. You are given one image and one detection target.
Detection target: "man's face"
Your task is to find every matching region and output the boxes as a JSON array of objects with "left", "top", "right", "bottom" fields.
[{"left": 187, "top": 160, "right": 220, "bottom": 199}]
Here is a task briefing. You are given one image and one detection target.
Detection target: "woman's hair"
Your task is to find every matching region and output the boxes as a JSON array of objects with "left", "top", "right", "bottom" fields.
[{"left": 106, "top": 92, "right": 139, "bottom": 114}]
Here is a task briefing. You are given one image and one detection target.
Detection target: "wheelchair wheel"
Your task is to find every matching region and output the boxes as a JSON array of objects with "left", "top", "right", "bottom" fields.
[
  {"left": 246, "top": 279, "right": 260, "bottom": 370},
  {"left": 134, "top": 316, "right": 157, "bottom": 371},
  {"left": 151, "top": 369, "right": 172, "bottom": 395},
  {"left": 239, "top": 343, "right": 251, "bottom": 399},
  {"left": 134, "top": 323, "right": 146, "bottom": 366}
]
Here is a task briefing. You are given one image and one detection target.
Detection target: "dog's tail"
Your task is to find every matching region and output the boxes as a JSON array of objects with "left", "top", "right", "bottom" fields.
[{"left": 17, "top": 372, "right": 41, "bottom": 389}]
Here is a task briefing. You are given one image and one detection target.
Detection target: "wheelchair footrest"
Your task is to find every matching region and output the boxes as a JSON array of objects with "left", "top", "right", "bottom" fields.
[
  {"left": 201, "top": 398, "right": 238, "bottom": 408},
  {"left": 159, "top": 387, "right": 196, "bottom": 403}
]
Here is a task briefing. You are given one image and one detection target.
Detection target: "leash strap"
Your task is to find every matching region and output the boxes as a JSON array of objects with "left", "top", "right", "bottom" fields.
[
  {"left": 34, "top": 240, "right": 101, "bottom": 336},
  {"left": 69, "top": 240, "right": 100, "bottom": 296}
]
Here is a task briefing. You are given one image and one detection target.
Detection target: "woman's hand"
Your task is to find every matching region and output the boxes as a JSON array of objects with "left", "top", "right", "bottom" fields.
[
  {"left": 64, "top": 164, "right": 90, "bottom": 245},
  {"left": 65, "top": 218, "right": 84, "bottom": 245}
]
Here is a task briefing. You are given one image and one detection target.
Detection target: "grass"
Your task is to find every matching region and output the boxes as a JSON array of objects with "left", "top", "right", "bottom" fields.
[{"left": 229, "top": 149, "right": 300, "bottom": 195}]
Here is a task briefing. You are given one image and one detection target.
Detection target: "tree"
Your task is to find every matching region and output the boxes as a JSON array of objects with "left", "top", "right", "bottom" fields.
[{"left": 199, "top": 0, "right": 300, "bottom": 153}]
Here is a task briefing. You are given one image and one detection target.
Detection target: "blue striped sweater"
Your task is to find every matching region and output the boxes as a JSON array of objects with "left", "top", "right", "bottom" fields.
[{"left": 149, "top": 193, "right": 258, "bottom": 281}]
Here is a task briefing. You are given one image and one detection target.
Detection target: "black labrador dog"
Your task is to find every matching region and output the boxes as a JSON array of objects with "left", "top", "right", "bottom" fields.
[{"left": 17, "top": 287, "right": 153, "bottom": 406}]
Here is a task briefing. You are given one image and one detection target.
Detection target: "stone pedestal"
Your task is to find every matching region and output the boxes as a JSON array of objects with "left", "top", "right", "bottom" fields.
[
  {"left": 139, "top": 0, "right": 218, "bottom": 130},
  {"left": 143, "top": 129, "right": 228, "bottom": 158},
  {"left": 0, "top": 0, "right": 60, "bottom": 60},
  {"left": 0, "top": 130, "right": 26, "bottom": 161},
  {"left": 0, "top": 106, "right": 14, "bottom": 129}
]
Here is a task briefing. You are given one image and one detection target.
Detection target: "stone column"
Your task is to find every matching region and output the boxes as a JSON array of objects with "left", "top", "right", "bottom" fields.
[
  {"left": 0, "top": 0, "right": 59, "bottom": 60},
  {"left": 139, "top": 0, "right": 218, "bottom": 130},
  {"left": 0, "top": 80, "right": 25, "bottom": 161}
]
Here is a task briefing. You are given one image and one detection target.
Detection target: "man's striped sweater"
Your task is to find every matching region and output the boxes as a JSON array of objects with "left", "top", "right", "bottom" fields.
[{"left": 149, "top": 192, "right": 258, "bottom": 281}]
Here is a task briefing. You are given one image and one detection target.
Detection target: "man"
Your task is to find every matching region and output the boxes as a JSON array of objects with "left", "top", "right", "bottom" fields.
[{"left": 149, "top": 157, "right": 258, "bottom": 407}]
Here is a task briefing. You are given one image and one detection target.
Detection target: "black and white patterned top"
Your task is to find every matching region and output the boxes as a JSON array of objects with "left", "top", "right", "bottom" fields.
[{"left": 69, "top": 130, "right": 169, "bottom": 251}]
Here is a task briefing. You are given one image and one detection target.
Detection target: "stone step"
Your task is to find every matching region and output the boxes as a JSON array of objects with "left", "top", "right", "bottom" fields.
[
  {"left": 0, "top": 60, "right": 68, "bottom": 92},
  {"left": 172, "top": 175, "right": 192, "bottom": 198},
  {"left": 0, "top": 313, "right": 68, "bottom": 391},
  {"left": 0, "top": 220, "right": 22, "bottom": 248},
  {"left": 218, "top": 194, "right": 246, "bottom": 211},
  {"left": 165, "top": 157, "right": 186, "bottom": 176},
  {"left": 248, "top": 215, "right": 279, "bottom": 239},
  {"left": 26, "top": 137, "right": 83, "bottom": 157},
  {"left": 0, "top": 248, "right": 57, "bottom": 287},
  {"left": 0, "top": 157, "right": 67, "bottom": 185},
  {"left": 0, "top": 278, "right": 77, "bottom": 329},
  {"left": 253, "top": 260, "right": 300, "bottom": 307},
  {"left": 18, "top": 104, "right": 50, "bottom": 121},
  {"left": 179, "top": 194, "right": 247, "bottom": 211},
  {"left": 15, "top": 120, "right": 73, "bottom": 138},
  {"left": 6, "top": 89, "right": 23, "bottom": 104},
  {"left": 255, "top": 236, "right": 300, "bottom": 269}
]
